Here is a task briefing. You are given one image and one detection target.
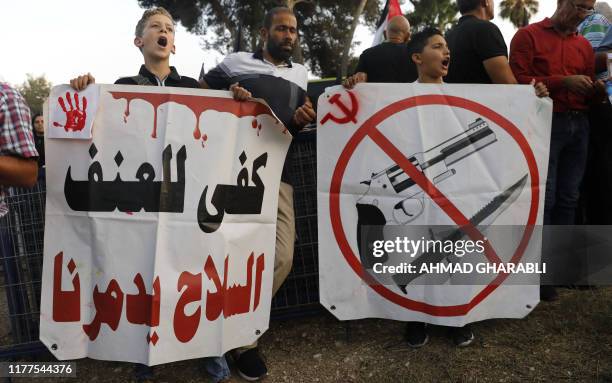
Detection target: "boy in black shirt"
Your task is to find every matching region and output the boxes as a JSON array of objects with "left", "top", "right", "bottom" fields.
[
  {"left": 405, "top": 28, "right": 548, "bottom": 349},
  {"left": 69, "top": 7, "right": 228, "bottom": 383}
]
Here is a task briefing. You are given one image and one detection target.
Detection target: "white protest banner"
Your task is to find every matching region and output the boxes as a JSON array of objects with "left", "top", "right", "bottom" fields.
[
  {"left": 317, "top": 84, "right": 553, "bottom": 326},
  {"left": 40, "top": 84, "right": 291, "bottom": 365}
]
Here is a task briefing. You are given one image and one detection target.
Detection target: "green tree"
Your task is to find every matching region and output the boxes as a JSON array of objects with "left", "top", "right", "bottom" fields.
[
  {"left": 297, "top": 0, "right": 379, "bottom": 77},
  {"left": 18, "top": 74, "right": 52, "bottom": 117},
  {"left": 406, "top": 0, "right": 458, "bottom": 32},
  {"left": 136, "top": 0, "right": 380, "bottom": 77},
  {"left": 499, "top": 0, "right": 539, "bottom": 29}
]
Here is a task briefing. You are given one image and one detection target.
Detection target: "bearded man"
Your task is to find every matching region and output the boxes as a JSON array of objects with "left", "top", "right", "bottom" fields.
[{"left": 200, "top": 6, "right": 315, "bottom": 382}]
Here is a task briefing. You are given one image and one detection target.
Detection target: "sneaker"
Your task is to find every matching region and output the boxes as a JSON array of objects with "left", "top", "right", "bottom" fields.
[
  {"left": 405, "top": 322, "right": 428, "bottom": 348},
  {"left": 235, "top": 348, "right": 267, "bottom": 381},
  {"left": 450, "top": 325, "right": 474, "bottom": 347},
  {"left": 540, "top": 286, "right": 559, "bottom": 302}
]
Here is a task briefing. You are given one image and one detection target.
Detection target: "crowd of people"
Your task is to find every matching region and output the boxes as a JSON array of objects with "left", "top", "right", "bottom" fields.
[{"left": 1, "top": 0, "right": 611, "bottom": 381}]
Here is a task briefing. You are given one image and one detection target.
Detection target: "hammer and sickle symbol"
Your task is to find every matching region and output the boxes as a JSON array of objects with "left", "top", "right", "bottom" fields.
[{"left": 320, "top": 90, "right": 359, "bottom": 125}]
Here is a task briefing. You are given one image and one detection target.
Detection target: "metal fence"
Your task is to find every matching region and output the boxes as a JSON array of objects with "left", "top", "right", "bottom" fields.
[
  {"left": 0, "top": 180, "right": 47, "bottom": 358},
  {"left": 0, "top": 133, "right": 320, "bottom": 358},
  {"left": 271, "top": 130, "right": 321, "bottom": 319}
]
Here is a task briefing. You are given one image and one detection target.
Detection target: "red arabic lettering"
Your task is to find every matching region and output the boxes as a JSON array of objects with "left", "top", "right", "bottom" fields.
[
  {"left": 253, "top": 253, "right": 265, "bottom": 310},
  {"left": 126, "top": 274, "right": 160, "bottom": 327},
  {"left": 52, "top": 252, "right": 81, "bottom": 322},
  {"left": 173, "top": 271, "right": 202, "bottom": 343},
  {"left": 51, "top": 252, "right": 264, "bottom": 344},
  {"left": 82, "top": 280, "right": 124, "bottom": 341},
  {"left": 204, "top": 252, "right": 265, "bottom": 321}
]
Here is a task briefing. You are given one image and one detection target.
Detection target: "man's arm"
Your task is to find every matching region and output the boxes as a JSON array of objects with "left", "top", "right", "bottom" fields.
[
  {"left": 586, "top": 48, "right": 606, "bottom": 101},
  {"left": 199, "top": 60, "right": 252, "bottom": 100},
  {"left": 0, "top": 86, "right": 39, "bottom": 187},
  {"left": 483, "top": 56, "right": 517, "bottom": 84},
  {"left": 474, "top": 23, "right": 516, "bottom": 84},
  {"left": 0, "top": 156, "right": 37, "bottom": 187}
]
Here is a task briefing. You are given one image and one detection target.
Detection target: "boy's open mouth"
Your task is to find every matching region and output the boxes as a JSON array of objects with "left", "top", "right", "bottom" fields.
[
  {"left": 157, "top": 36, "right": 168, "bottom": 47},
  {"left": 442, "top": 58, "right": 450, "bottom": 68}
]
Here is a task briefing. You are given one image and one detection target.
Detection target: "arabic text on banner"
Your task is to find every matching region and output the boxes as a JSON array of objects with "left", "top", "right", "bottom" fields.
[{"left": 40, "top": 85, "right": 291, "bottom": 365}]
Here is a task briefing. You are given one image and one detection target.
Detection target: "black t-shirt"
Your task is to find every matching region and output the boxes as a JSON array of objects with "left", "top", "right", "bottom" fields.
[
  {"left": 445, "top": 15, "right": 508, "bottom": 84},
  {"left": 115, "top": 65, "right": 200, "bottom": 88},
  {"left": 355, "top": 42, "right": 418, "bottom": 83}
]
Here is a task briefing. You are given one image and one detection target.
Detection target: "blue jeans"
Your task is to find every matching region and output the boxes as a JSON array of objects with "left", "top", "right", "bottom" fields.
[
  {"left": 203, "top": 356, "right": 230, "bottom": 383},
  {"left": 544, "top": 112, "right": 590, "bottom": 225}
]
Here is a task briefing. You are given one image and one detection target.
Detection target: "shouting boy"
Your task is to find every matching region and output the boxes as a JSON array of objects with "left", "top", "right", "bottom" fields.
[
  {"left": 69, "top": 7, "right": 228, "bottom": 383},
  {"left": 403, "top": 28, "right": 548, "bottom": 348}
]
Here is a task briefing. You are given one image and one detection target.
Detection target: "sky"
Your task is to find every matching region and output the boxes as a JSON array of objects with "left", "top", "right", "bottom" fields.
[{"left": 2, "top": 0, "right": 557, "bottom": 86}]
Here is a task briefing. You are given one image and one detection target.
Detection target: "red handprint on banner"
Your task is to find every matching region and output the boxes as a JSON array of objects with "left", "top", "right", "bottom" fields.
[{"left": 53, "top": 91, "right": 88, "bottom": 131}]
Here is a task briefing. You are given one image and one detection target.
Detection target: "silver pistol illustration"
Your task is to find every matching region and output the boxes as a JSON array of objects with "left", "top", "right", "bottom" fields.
[{"left": 356, "top": 118, "right": 497, "bottom": 268}]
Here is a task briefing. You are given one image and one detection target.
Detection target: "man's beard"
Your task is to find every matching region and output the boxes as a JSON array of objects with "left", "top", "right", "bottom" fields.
[{"left": 266, "top": 37, "right": 294, "bottom": 62}]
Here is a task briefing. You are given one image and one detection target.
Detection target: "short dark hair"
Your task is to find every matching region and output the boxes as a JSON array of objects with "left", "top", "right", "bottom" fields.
[
  {"left": 32, "top": 113, "right": 43, "bottom": 125},
  {"left": 263, "top": 7, "right": 295, "bottom": 30},
  {"left": 457, "top": 0, "right": 481, "bottom": 14},
  {"left": 408, "top": 27, "right": 443, "bottom": 55}
]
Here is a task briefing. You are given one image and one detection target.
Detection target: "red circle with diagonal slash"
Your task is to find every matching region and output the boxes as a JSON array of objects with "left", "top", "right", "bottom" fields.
[{"left": 329, "top": 94, "right": 539, "bottom": 316}]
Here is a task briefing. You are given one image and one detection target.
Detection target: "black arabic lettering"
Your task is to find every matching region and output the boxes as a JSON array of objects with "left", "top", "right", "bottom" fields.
[
  {"left": 64, "top": 144, "right": 187, "bottom": 213},
  {"left": 197, "top": 151, "right": 268, "bottom": 233}
]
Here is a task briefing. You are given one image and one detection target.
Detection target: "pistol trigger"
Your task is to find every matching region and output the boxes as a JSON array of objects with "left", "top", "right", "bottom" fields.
[{"left": 393, "top": 198, "right": 423, "bottom": 224}]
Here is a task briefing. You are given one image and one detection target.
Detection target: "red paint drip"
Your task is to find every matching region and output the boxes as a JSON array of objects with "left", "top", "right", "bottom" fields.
[
  {"left": 123, "top": 99, "right": 131, "bottom": 123},
  {"left": 110, "top": 91, "right": 274, "bottom": 141},
  {"left": 251, "top": 119, "right": 262, "bottom": 136},
  {"left": 152, "top": 107, "right": 158, "bottom": 138},
  {"left": 193, "top": 115, "right": 202, "bottom": 140}
]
